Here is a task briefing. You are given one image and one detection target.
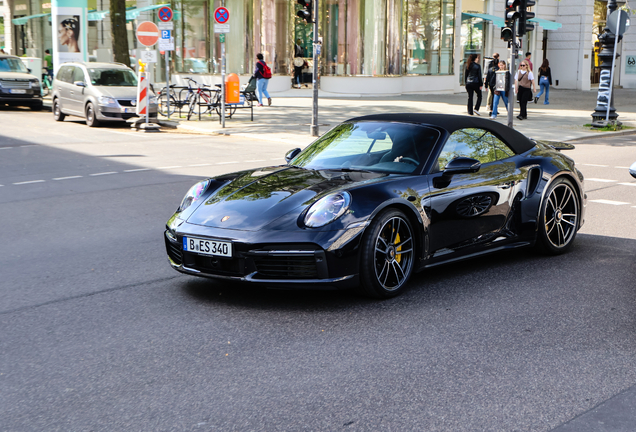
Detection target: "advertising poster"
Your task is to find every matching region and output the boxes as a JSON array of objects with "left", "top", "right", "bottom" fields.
[{"left": 52, "top": 1, "right": 88, "bottom": 74}]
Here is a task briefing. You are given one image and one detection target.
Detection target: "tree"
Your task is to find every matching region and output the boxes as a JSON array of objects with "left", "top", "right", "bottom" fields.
[{"left": 110, "top": 0, "right": 130, "bottom": 67}]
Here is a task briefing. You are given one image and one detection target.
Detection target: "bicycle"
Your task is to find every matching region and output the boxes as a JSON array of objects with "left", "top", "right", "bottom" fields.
[
  {"left": 187, "top": 82, "right": 220, "bottom": 120},
  {"left": 158, "top": 78, "right": 198, "bottom": 117},
  {"left": 41, "top": 68, "right": 53, "bottom": 97}
]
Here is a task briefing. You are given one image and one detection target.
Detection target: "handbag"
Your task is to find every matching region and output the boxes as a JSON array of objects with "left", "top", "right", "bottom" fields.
[{"left": 293, "top": 57, "right": 305, "bottom": 68}]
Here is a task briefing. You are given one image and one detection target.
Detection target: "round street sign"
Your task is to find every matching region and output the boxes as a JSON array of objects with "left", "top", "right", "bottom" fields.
[
  {"left": 214, "top": 7, "right": 230, "bottom": 24},
  {"left": 157, "top": 6, "right": 173, "bottom": 23},
  {"left": 607, "top": 10, "right": 630, "bottom": 37},
  {"left": 136, "top": 21, "right": 160, "bottom": 47}
]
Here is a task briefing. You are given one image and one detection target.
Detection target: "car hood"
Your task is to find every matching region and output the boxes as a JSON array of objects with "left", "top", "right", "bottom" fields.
[
  {"left": 0, "top": 72, "right": 37, "bottom": 80},
  {"left": 92, "top": 86, "right": 138, "bottom": 99},
  {"left": 186, "top": 166, "right": 389, "bottom": 230}
]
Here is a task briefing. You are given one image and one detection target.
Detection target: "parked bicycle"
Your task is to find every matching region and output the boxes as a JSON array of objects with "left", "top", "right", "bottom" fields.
[{"left": 158, "top": 78, "right": 198, "bottom": 117}]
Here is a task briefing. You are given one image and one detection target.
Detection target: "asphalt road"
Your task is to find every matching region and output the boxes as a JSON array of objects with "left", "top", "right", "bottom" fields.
[{"left": 1, "top": 108, "right": 636, "bottom": 431}]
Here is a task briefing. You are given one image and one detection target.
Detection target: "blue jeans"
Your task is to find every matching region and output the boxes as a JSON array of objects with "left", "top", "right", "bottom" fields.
[
  {"left": 256, "top": 78, "right": 270, "bottom": 104},
  {"left": 492, "top": 93, "right": 509, "bottom": 117},
  {"left": 536, "top": 76, "right": 550, "bottom": 104}
]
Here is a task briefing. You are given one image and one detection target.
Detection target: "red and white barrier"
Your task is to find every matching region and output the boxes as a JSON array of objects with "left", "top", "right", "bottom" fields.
[{"left": 136, "top": 72, "right": 148, "bottom": 117}]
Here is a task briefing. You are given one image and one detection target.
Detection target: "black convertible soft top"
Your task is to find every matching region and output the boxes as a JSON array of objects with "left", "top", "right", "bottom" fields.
[{"left": 346, "top": 113, "right": 537, "bottom": 155}]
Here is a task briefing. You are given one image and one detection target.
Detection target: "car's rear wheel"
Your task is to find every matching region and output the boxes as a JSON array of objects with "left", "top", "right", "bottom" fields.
[
  {"left": 85, "top": 102, "right": 99, "bottom": 127},
  {"left": 53, "top": 98, "right": 65, "bottom": 121},
  {"left": 537, "top": 177, "right": 579, "bottom": 254},
  {"left": 358, "top": 209, "right": 415, "bottom": 298}
]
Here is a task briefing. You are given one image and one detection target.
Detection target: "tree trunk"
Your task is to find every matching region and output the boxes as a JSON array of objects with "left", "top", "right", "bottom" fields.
[{"left": 110, "top": 0, "right": 130, "bottom": 67}]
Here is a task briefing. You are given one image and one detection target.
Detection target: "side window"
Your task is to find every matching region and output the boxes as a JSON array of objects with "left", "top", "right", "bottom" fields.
[
  {"left": 72, "top": 67, "right": 86, "bottom": 84},
  {"left": 436, "top": 128, "right": 513, "bottom": 171},
  {"left": 57, "top": 66, "right": 73, "bottom": 83}
]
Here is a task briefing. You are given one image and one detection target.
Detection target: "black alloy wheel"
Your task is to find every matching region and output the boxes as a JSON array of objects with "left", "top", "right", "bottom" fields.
[
  {"left": 53, "top": 98, "right": 65, "bottom": 121},
  {"left": 358, "top": 209, "right": 416, "bottom": 298},
  {"left": 85, "top": 102, "right": 100, "bottom": 127},
  {"left": 537, "top": 177, "right": 579, "bottom": 254}
]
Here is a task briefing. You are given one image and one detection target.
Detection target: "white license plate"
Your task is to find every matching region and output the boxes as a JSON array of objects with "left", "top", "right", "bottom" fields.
[
  {"left": 183, "top": 236, "right": 232, "bottom": 257},
  {"left": 10, "top": 89, "right": 27, "bottom": 94}
]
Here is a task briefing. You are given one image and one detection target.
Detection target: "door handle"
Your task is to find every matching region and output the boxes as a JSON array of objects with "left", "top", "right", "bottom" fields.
[{"left": 498, "top": 182, "right": 513, "bottom": 189}]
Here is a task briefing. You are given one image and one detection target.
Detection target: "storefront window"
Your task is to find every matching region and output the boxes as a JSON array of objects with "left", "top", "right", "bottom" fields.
[
  {"left": 259, "top": 0, "right": 292, "bottom": 74},
  {"left": 404, "top": 0, "right": 454, "bottom": 75},
  {"left": 174, "top": 0, "right": 210, "bottom": 73}
]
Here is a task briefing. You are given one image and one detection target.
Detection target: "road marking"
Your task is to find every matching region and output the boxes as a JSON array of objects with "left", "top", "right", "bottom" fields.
[
  {"left": 216, "top": 161, "right": 238, "bottom": 165},
  {"left": 89, "top": 172, "right": 117, "bottom": 176},
  {"left": 157, "top": 166, "right": 182, "bottom": 169},
  {"left": 189, "top": 163, "right": 211, "bottom": 167},
  {"left": 13, "top": 180, "right": 45, "bottom": 185},
  {"left": 53, "top": 176, "right": 83, "bottom": 180},
  {"left": 124, "top": 168, "right": 151, "bottom": 172},
  {"left": 270, "top": 158, "right": 281, "bottom": 160},
  {"left": 245, "top": 160, "right": 265, "bottom": 162},
  {"left": 19, "top": 145, "right": 37, "bottom": 148},
  {"left": 581, "top": 163, "right": 609, "bottom": 167},
  {"left": 616, "top": 166, "right": 631, "bottom": 169},
  {"left": 586, "top": 178, "right": 617, "bottom": 183},
  {"left": 618, "top": 183, "right": 636, "bottom": 187},
  {"left": 0, "top": 147, "right": 11, "bottom": 150},
  {"left": 589, "top": 199, "right": 630, "bottom": 205}
]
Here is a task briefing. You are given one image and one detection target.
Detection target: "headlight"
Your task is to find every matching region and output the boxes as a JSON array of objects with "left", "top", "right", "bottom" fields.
[
  {"left": 30, "top": 80, "right": 39, "bottom": 88},
  {"left": 98, "top": 96, "right": 117, "bottom": 106},
  {"left": 179, "top": 180, "right": 210, "bottom": 212},
  {"left": 304, "top": 192, "right": 351, "bottom": 228}
]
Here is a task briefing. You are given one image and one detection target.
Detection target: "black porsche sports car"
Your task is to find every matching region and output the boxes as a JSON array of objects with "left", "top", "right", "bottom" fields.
[{"left": 165, "top": 114, "right": 586, "bottom": 298}]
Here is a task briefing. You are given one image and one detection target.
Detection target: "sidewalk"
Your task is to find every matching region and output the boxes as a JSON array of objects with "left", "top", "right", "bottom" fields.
[{"left": 157, "top": 88, "right": 636, "bottom": 144}]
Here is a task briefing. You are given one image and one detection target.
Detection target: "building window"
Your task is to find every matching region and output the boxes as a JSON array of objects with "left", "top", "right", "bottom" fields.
[
  {"left": 405, "top": 0, "right": 454, "bottom": 75},
  {"left": 174, "top": 0, "right": 210, "bottom": 74}
]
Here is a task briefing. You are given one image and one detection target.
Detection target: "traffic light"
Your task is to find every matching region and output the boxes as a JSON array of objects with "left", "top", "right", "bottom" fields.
[
  {"left": 501, "top": 27, "right": 513, "bottom": 42},
  {"left": 519, "top": 0, "right": 535, "bottom": 36},
  {"left": 505, "top": 0, "right": 520, "bottom": 27},
  {"left": 296, "top": 0, "right": 312, "bottom": 24}
]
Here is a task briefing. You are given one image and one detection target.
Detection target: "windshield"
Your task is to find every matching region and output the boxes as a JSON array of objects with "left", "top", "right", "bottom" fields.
[
  {"left": 87, "top": 68, "right": 137, "bottom": 86},
  {"left": 290, "top": 121, "right": 440, "bottom": 174},
  {"left": 0, "top": 58, "right": 29, "bottom": 73}
]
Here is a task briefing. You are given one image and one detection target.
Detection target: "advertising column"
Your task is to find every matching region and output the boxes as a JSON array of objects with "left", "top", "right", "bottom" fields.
[{"left": 52, "top": 0, "right": 88, "bottom": 74}]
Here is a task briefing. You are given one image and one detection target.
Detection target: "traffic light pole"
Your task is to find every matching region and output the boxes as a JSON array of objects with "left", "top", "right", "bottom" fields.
[
  {"left": 310, "top": 0, "right": 319, "bottom": 137},
  {"left": 507, "top": 28, "right": 517, "bottom": 129}
]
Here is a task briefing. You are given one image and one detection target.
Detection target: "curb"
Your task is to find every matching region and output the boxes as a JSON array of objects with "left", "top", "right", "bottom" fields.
[{"left": 564, "top": 128, "right": 636, "bottom": 142}]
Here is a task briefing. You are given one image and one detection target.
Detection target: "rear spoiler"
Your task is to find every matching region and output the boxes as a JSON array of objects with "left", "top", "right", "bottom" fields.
[{"left": 534, "top": 140, "right": 576, "bottom": 151}]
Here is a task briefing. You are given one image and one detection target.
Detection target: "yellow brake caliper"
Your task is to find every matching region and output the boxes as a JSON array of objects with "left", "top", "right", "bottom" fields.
[{"left": 394, "top": 232, "right": 402, "bottom": 263}]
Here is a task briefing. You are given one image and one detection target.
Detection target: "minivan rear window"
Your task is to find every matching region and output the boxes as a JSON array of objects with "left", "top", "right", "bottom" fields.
[{"left": 88, "top": 68, "right": 137, "bottom": 86}]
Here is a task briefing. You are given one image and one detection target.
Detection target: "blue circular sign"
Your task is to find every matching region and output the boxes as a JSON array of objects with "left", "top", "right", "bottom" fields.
[
  {"left": 158, "top": 6, "right": 173, "bottom": 22},
  {"left": 214, "top": 7, "right": 229, "bottom": 24}
]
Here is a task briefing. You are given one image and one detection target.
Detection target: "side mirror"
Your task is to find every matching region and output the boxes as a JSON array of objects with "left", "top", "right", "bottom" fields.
[
  {"left": 443, "top": 157, "right": 481, "bottom": 175},
  {"left": 285, "top": 148, "right": 302, "bottom": 163},
  {"left": 74, "top": 81, "right": 86, "bottom": 87},
  {"left": 630, "top": 161, "right": 636, "bottom": 179},
  {"left": 27, "top": 68, "right": 32, "bottom": 73}
]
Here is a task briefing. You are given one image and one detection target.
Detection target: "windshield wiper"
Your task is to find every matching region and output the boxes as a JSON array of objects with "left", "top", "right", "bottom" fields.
[{"left": 337, "top": 167, "right": 376, "bottom": 173}]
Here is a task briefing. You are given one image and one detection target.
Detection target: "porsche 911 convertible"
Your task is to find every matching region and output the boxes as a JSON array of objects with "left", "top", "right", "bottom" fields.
[{"left": 165, "top": 114, "right": 586, "bottom": 298}]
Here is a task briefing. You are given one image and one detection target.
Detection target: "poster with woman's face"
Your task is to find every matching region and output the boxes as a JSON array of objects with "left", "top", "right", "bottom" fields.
[{"left": 55, "top": 7, "right": 83, "bottom": 65}]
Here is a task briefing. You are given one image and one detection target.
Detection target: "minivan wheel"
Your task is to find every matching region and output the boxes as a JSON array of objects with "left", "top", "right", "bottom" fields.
[
  {"left": 85, "top": 102, "right": 100, "bottom": 127},
  {"left": 53, "top": 99, "right": 65, "bottom": 121}
]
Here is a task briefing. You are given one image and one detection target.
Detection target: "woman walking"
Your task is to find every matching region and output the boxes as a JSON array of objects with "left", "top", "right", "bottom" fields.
[
  {"left": 490, "top": 60, "right": 510, "bottom": 119},
  {"left": 514, "top": 60, "right": 536, "bottom": 120},
  {"left": 534, "top": 59, "right": 552, "bottom": 104},
  {"left": 465, "top": 54, "right": 483, "bottom": 116},
  {"left": 253, "top": 53, "right": 272, "bottom": 107}
]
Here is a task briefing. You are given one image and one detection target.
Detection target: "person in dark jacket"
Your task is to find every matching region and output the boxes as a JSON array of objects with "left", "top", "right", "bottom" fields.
[
  {"left": 485, "top": 53, "right": 499, "bottom": 115},
  {"left": 491, "top": 60, "right": 511, "bottom": 119},
  {"left": 515, "top": 60, "right": 536, "bottom": 120},
  {"left": 253, "top": 53, "right": 272, "bottom": 106},
  {"left": 534, "top": 59, "right": 552, "bottom": 104},
  {"left": 465, "top": 54, "right": 482, "bottom": 116}
]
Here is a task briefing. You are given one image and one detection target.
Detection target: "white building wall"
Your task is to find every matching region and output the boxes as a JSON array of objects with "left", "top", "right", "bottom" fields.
[{"left": 619, "top": 25, "right": 636, "bottom": 89}]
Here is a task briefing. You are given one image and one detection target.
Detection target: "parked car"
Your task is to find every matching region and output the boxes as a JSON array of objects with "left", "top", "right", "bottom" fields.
[
  {"left": 164, "top": 114, "right": 587, "bottom": 298},
  {"left": 51, "top": 62, "right": 157, "bottom": 127},
  {"left": 0, "top": 54, "right": 43, "bottom": 110}
]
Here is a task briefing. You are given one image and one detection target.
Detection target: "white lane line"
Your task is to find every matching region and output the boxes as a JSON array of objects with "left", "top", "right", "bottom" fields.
[
  {"left": 586, "top": 178, "right": 617, "bottom": 183},
  {"left": 124, "top": 168, "right": 151, "bottom": 172},
  {"left": 245, "top": 160, "right": 265, "bottom": 162},
  {"left": 0, "top": 147, "right": 12, "bottom": 150},
  {"left": 89, "top": 172, "right": 117, "bottom": 176},
  {"left": 270, "top": 158, "right": 281, "bottom": 160},
  {"left": 189, "top": 163, "right": 211, "bottom": 167},
  {"left": 13, "top": 180, "right": 45, "bottom": 185},
  {"left": 581, "top": 163, "right": 609, "bottom": 167},
  {"left": 616, "top": 166, "right": 631, "bottom": 169},
  {"left": 217, "top": 161, "right": 238, "bottom": 165},
  {"left": 19, "top": 145, "right": 37, "bottom": 148},
  {"left": 590, "top": 199, "right": 630, "bottom": 206},
  {"left": 157, "top": 166, "right": 182, "bottom": 169},
  {"left": 53, "top": 176, "right": 83, "bottom": 180},
  {"left": 618, "top": 183, "right": 636, "bottom": 187}
]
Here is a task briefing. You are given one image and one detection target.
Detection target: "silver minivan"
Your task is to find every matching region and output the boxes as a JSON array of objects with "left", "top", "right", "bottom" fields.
[{"left": 51, "top": 62, "right": 157, "bottom": 127}]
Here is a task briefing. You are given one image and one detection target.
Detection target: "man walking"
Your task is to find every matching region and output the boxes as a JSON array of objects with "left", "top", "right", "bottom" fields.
[
  {"left": 525, "top": 52, "right": 533, "bottom": 72},
  {"left": 484, "top": 53, "right": 499, "bottom": 116}
]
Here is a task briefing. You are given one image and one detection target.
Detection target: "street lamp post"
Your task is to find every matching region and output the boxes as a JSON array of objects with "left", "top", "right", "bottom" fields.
[{"left": 591, "top": 0, "right": 621, "bottom": 126}]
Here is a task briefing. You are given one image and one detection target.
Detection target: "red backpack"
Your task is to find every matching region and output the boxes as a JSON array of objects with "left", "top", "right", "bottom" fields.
[{"left": 259, "top": 61, "right": 272, "bottom": 79}]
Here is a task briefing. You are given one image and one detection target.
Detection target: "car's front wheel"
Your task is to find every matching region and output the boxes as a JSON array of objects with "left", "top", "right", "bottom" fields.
[
  {"left": 358, "top": 209, "right": 416, "bottom": 298},
  {"left": 53, "top": 98, "right": 65, "bottom": 121},
  {"left": 537, "top": 177, "right": 580, "bottom": 254},
  {"left": 85, "top": 102, "right": 99, "bottom": 127}
]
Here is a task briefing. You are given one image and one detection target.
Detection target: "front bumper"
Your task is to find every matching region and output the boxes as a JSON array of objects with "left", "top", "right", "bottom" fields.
[
  {"left": 164, "top": 221, "right": 365, "bottom": 290},
  {"left": 0, "top": 89, "right": 42, "bottom": 104},
  {"left": 97, "top": 104, "right": 158, "bottom": 121}
]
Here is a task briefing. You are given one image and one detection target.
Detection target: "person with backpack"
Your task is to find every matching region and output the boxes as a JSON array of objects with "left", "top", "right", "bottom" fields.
[{"left": 253, "top": 53, "right": 272, "bottom": 106}]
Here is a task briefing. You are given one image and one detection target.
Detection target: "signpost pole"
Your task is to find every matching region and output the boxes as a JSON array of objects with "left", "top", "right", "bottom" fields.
[
  {"left": 166, "top": 50, "right": 170, "bottom": 119},
  {"left": 507, "top": 28, "right": 517, "bottom": 129},
  {"left": 310, "top": 0, "right": 319, "bottom": 137},
  {"left": 221, "top": 39, "right": 226, "bottom": 128},
  {"left": 146, "top": 47, "right": 150, "bottom": 125}
]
